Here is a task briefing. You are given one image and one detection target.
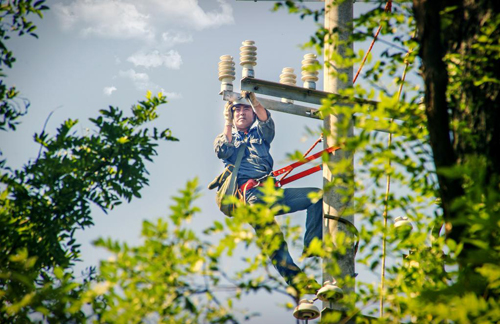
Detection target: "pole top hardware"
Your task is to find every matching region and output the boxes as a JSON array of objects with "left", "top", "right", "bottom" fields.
[
  {"left": 316, "top": 280, "right": 344, "bottom": 302},
  {"left": 293, "top": 299, "right": 321, "bottom": 320}
]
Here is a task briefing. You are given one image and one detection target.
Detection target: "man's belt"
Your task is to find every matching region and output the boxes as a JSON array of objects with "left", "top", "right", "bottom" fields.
[{"left": 239, "top": 178, "right": 264, "bottom": 193}]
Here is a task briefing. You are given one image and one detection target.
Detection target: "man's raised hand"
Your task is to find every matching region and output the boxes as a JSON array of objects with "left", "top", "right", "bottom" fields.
[{"left": 224, "top": 101, "right": 233, "bottom": 126}]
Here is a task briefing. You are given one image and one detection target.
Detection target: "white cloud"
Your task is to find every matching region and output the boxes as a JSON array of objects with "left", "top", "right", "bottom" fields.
[
  {"left": 127, "top": 50, "right": 182, "bottom": 69},
  {"left": 53, "top": 0, "right": 154, "bottom": 40},
  {"left": 54, "top": 0, "right": 234, "bottom": 41},
  {"left": 163, "top": 91, "right": 183, "bottom": 100},
  {"left": 119, "top": 69, "right": 149, "bottom": 82},
  {"left": 119, "top": 70, "right": 180, "bottom": 93},
  {"left": 119, "top": 69, "right": 151, "bottom": 90},
  {"left": 103, "top": 86, "right": 117, "bottom": 96},
  {"left": 151, "top": 0, "right": 234, "bottom": 30},
  {"left": 161, "top": 30, "right": 193, "bottom": 47}
]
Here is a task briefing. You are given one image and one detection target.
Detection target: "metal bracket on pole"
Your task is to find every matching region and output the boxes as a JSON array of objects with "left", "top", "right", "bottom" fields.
[
  {"left": 221, "top": 90, "right": 320, "bottom": 119},
  {"left": 239, "top": 78, "right": 406, "bottom": 128},
  {"left": 240, "top": 77, "right": 378, "bottom": 107},
  {"left": 221, "top": 90, "right": 397, "bottom": 133}
]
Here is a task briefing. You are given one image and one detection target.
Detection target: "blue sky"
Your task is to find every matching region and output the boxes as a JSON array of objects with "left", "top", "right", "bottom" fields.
[{"left": 3, "top": 0, "right": 394, "bottom": 321}]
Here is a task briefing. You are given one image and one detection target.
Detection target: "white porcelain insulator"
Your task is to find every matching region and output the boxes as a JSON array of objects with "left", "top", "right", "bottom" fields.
[
  {"left": 240, "top": 40, "right": 257, "bottom": 78},
  {"left": 301, "top": 53, "right": 320, "bottom": 89},
  {"left": 394, "top": 216, "right": 413, "bottom": 236},
  {"left": 316, "top": 280, "right": 344, "bottom": 302},
  {"left": 279, "top": 67, "right": 296, "bottom": 104},
  {"left": 293, "top": 299, "right": 320, "bottom": 320},
  {"left": 279, "top": 67, "right": 297, "bottom": 85},
  {"left": 218, "top": 55, "right": 235, "bottom": 92}
]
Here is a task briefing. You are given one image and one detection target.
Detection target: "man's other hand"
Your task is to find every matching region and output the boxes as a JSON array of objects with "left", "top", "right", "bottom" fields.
[{"left": 224, "top": 101, "right": 233, "bottom": 126}]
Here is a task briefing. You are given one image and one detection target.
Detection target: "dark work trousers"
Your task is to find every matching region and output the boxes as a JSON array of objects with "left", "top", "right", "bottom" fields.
[{"left": 244, "top": 186, "right": 323, "bottom": 285}]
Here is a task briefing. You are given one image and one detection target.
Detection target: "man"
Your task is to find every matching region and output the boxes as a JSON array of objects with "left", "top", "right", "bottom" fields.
[{"left": 213, "top": 91, "right": 323, "bottom": 287}]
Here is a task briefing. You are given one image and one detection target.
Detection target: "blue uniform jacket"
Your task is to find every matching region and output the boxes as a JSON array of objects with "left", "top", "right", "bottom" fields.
[{"left": 214, "top": 110, "right": 275, "bottom": 187}]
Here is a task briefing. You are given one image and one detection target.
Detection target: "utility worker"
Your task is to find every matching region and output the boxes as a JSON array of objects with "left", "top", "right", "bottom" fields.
[{"left": 213, "top": 91, "right": 323, "bottom": 288}]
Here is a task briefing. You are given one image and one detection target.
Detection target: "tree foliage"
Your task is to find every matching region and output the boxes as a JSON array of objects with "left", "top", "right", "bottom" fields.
[
  {"left": 0, "top": 16, "right": 178, "bottom": 317},
  {"left": 0, "top": 90, "right": 177, "bottom": 321},
  {"left": 89, "top": 179, "right": 321, "bottom": 323},
  {"left": 0, "top": 0, "right": 48, "bottom": 131},
  {"left": 2, "top": 0, "right": 499, "bottom": 323}
]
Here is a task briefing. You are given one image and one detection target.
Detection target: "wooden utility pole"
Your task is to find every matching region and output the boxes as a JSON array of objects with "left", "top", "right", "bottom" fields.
[{"left": 322, "top": 0, "right": 355, "bottom": 312}]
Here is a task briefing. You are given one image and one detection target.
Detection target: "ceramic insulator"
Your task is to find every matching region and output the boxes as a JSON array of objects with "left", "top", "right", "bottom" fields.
[
  {"left": 218, "top": 55, "right": 235, "bottom": 92},
  {"left": 316, "top": 280, "right": 344, "bottom": 303},
  {"left": 293, "top": 299, "right": 320, "bottom": 320},
  {"left": 279, "top": 67, "right": 296, "bottom": 103},
  {"left": 240, "top": 40, "right": 257, "bottom": 78},
  {"left": 301, "top": 53, "right": 319, "bottom": 89},
  {"left": 394, "top": 216, "right": 413, "bottom": 237}
]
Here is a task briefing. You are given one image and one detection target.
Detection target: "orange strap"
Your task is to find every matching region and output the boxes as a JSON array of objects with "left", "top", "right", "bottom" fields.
[
  {"left": 278, "top": 135, "right": 323, "bottom": 184},
  {"left": 353, "top": 0, "right": 393, "bottom": 84}
]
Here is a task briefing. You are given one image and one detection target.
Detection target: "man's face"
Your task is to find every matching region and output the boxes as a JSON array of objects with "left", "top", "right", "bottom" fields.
[{"left": 233, "top": 104, "right": 255, "bottom": 131}]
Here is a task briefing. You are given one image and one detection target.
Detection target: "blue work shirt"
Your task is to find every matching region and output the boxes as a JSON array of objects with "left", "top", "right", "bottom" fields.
[{"left": 214, "top": 110, "right": 275, "bottom": 187}]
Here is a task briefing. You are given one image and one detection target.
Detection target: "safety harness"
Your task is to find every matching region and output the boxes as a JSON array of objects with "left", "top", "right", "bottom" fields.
[{"left": 239, "top": 136, "right": 341, "bottom": 194}]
